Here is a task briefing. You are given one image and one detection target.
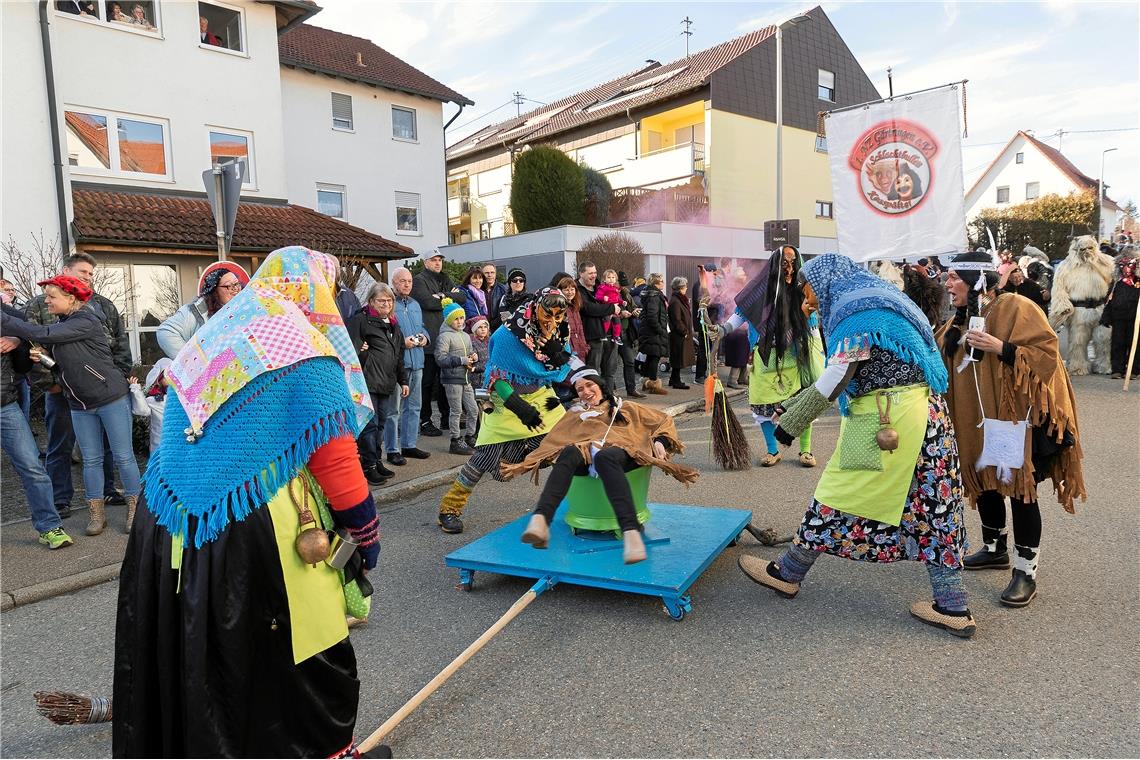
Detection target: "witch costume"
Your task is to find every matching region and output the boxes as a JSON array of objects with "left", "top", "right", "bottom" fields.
[
  {"left": 113, "top": 247, "right": 381, "bottom": 758},
  {"left": 738, "top": 254, "right": 976, "bottom": 638},
  {"left": 937, "top": 252, "right": 1085, "bottom": 607},
  {"left": 437, "top": 287, "right": 578, "bottom": 534}
]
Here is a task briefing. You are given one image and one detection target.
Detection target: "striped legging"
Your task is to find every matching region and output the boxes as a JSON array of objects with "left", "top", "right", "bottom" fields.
[{"left": 457, "top": 435, "right": 545, "bottom": 489}]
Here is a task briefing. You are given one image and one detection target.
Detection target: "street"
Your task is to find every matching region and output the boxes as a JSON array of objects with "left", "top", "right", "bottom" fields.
[{"left": 1, "top": 375, "right": 1137, "bottom": 758}]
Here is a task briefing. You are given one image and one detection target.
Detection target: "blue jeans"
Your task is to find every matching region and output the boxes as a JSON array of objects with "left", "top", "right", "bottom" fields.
[
  {"left": 70, "top": 395, "right": 141, "bottom": 499},
  {"left": 384, "top": 368, "right": 422, "bottom": 452},
  {"left": 1, "top": 403, "right": 61, "bottom": 533},
  {"left": 16, "top": 376, "right": 31, "bottom": 420},
  {"left": 43, "top": 390, "right": 76, "bottom": 507}
]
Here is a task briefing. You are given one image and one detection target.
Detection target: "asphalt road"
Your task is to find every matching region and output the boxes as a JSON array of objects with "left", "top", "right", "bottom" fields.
[{"left": 2, "top": 375, "right": 1137, "bottom": 758}]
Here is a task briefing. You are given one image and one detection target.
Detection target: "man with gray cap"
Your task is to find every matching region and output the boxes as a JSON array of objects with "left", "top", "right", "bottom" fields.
[{"left": 411, "top": 249, "right": 467, "bottom": 436}]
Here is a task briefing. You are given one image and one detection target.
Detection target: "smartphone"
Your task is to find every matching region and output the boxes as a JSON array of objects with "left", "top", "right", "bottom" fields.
[{"left": 967, "top": 316, "right": 985, "bottom": 361}]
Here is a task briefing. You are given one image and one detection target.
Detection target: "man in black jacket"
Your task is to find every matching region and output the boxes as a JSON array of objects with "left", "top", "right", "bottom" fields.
[
  {"left": 25, "top": 253, "right": 130, "bottom": 513},
  {"left": 575, "top": 260, "right": 619, "bottom": 370},
  {"left": 411, "top": 249, "right": 466, "bottom": 436}
]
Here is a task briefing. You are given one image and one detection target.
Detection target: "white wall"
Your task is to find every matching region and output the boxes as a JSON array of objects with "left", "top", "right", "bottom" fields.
[
  {"left": 281, "top": 67, "right": 447, "bottom": 256},
  {"left": 966, "top": 135, "right": 1086, "bottom": 221}
]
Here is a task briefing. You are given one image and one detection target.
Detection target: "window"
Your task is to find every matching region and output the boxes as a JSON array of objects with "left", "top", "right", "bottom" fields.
[
  {"left": 198, "top": 1, "right": 245, "bottom": 53},
  {"left": 1026, "top": 181, "right": 1040, "bottom": 200},
  {"left": 815, "top": 135, "right": 828, "bottom": 153},
  {"left": 331, "top": 93, "right": 353, "bottom": 131},
  {"left": 815, "top": 201, "right": 833, "bottom": 219},
  {"left": 65, "top": 108, "right": 170, "bottom": 179},
  {"left": 208, "top": 128, "right": 255, "bottom": 187},
  {"left": 392, "top": 106, "right": 417, "bottom": 141},
  {"left": 818, "top": 69, "right": 835, "bottom": 101},
  {"left": 479, "top": 221, "right": 491, "bottom": 240},
  {"left": 130, "top": 264, "right": 181, "bottom": 365},
  {"left": 1015, "top": 152, "right": 1024, "bottom": 164},
  {"left": 57, "top": 1, "right": 161, "bottom": 35},
  {"left": 996, "top": 186, "right": 1010, "bottom": 204},
  {"left": 317, "top": 184, "right": 346, "bottom": 218},
  {"left": 395, "top": 191, "right": 421, "bottom": 234}
]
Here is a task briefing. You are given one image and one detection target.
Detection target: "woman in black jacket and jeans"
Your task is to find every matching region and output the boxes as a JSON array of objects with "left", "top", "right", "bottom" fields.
[
  {"left": 1, "top": 275, "right": 141, "bottom": 536},
  {"left": 348, "top": 282, "right": 409, "bottom": 486},
  {"left": 638, "top": 273, "right": 670, "bottom": 395}
]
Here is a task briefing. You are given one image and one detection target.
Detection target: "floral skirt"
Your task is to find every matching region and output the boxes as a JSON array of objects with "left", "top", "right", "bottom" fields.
[{"left": 792, "top": 393, "right": 968, "bottom": 567}]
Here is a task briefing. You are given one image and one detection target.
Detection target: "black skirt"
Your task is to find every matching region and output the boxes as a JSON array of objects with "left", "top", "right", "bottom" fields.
[{"left": 113, "top": 504, "right": 359, "bottom": 758}]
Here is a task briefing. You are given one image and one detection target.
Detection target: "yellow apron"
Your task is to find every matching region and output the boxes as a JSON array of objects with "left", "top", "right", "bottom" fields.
[
  {"left": 813, "top": 384, "right": 929, "bottom": 526},
  {"left": 476, "top": 385, "right": 565, "bottom": 446},
  {"left": 267, "top": 473, "right": 348, "bottom": 664},
  {"left": 747, "top": 336, "right": 825, "bottom": 405}
]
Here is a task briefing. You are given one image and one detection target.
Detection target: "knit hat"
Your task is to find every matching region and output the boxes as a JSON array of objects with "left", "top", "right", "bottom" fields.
[
  {"left": 441, "top": 298, "right": 464, "bottom": 325},
  {"left": 506, "top": 267, "right": 526, "bottom": 284},
  {"left": 465, "top": 314, "right": 489, "bottom": 333},
  {"left": 37, "top": 275, "right": 92, "bottom": 302}
]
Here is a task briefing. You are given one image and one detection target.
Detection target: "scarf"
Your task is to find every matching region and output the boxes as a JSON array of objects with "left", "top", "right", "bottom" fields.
[
  {"left": 167, "top": 246, "right": 371, "bottom": 435},
  {"left": 467, "top": 284, "right": 487, "bottom": 314},
  {"left": 803, "top": 254, "right": 948, "bottom": 409},
  {"left": 487, "top": 287, "right": 572, "bottom": 387},
  {"left": 501, "top": 287, "right": 531, "bottom": 315}
]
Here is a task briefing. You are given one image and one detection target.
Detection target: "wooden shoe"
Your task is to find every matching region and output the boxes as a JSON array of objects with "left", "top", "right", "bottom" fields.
[
  {"left": 798, "top": 452, "right": 816, "bottom": 468},
  {"left": 738, "top": 555, "right": 799, "bottom": 598},
  {"left": 622, "top": 529, "right": 647, "bottom": 564},
  {"left": 909, "top": 601, "right": 977, "bottom": 638},
  {"left": 760, "top": 452, "right": 782, "bottom": 467},
  {"left": 521, "top": 513, "right": 550, "bottom": 549}
]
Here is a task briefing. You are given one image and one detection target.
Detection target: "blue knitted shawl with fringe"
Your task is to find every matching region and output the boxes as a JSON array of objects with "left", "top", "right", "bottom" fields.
[
  {"left": 143, "top": 357, "right": 356, "bottom": 549},
  {"left": 483, "top": 324, "right": 571, "bottom": 388}
]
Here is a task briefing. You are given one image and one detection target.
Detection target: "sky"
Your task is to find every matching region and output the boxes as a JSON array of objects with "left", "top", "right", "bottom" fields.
[{"left": 310, "top": 0, "right": 1140, "bottom": 208}]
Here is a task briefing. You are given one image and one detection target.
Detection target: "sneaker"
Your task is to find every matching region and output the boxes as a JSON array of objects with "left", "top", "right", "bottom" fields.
[
  {"left": 438, "top": 513, "right": 464, "bottom": 534},
  {"left": 55, "top": 504, "right": 72, "bottom": 519},
  {"left": 449, "top": 439, "right": 474, "bottom": 456},
  {"left": 386, "top": 452, "right": 407, "bottom": 466},
  {"left": 402, "top": 447, "right": 431, "bottom": 459},
  {"left": 419, "top": 421, "right": 443, "bottom": 437},
  {"left": 38, "top": 527, "right": 75, "bottom": 550},
  {"left": 362, "top": 465, "right": 390, "bottom": 487},
  {"left": 104, "top": 491, "right": 127, "bottom": 506}
]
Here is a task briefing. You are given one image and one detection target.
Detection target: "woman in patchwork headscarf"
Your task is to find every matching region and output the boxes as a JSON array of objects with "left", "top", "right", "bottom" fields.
[
  {"left": 114, "top": 247, "right": 385, "bottom": 758},
  {"left": 737, "top": 254, "right": 976, "bottom": 638},
  {"left": 436, "top": 287, "right": 577, "bottom": 534},
  {"left": 938, "top": 251, "right": 1084, "bottom": 608}
]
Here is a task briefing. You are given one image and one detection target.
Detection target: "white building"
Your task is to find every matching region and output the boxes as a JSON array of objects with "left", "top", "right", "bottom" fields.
[
  {"left": 965, "top": 130, "right": 1122, "bottom": 240},
  {"left": 1, "top": 0, "right": 468, "bottom": 365}
]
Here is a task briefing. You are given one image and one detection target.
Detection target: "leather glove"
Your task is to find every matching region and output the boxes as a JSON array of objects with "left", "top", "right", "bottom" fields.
[
  {"left": 774, "top": 425, "right": 795, "bottom": 447},
  {"left": 539, "top": 338, "right": 571, "bottom": 367},
  {"left": 504, "top": 392, "right": 543, "bottom": 431},
  {"left": 545, "top": 396, "right": 562, "bottom": 411}
]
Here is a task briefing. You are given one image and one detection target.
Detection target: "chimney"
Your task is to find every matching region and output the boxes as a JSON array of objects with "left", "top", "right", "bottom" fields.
[{"left": 355, "top": 52, "right": 366, "bottom": 67}]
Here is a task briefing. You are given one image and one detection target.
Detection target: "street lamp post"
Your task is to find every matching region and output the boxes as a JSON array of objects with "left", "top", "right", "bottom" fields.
[
  {"left": 1098, "top": 147, "right": 1118, "bottom": 241},
  {"left": 775, "top": 13, "right": 811, "bottom": 221}
]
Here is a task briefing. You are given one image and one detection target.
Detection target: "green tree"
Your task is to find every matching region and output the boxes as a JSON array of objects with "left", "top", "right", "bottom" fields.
[
  {"left": 969, "top": 190, "right": 1097, "bottom": 259},
  {"left": 510, "top": 145, "right": 585, "bottom": 232},
  {"left": 582, "top": 165, "right": 612, "bottom": 226},
  {"left": 406, "top": 258, "right": 471, "bottom": 284}
]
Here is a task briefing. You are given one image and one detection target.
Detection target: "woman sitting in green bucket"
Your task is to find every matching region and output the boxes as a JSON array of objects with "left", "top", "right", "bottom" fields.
[{"left": 500, "top": 367, "right": 698, "bottom": 564}]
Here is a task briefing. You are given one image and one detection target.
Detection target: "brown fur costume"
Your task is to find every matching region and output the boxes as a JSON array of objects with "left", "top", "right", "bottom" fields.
[
  {"left": 1048, "top": 235, "right": 1114, "bottom": 375},
  {"left": 937, "top": 292, "right": 1086, "bottom": 512}
]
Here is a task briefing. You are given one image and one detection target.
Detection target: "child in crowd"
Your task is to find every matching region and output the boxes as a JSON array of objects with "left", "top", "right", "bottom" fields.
[
  {"left": 128, "top": 358, "right": 171, "bottom": 454},
  {"left": 466, "top": 315, "right": 491, "bottom": 447},
  {"left": 596, "top": 269, "right": 625, "bottom": 345},
  {"left": 436, "top": 300, "right": 479, "bottom": 456}
]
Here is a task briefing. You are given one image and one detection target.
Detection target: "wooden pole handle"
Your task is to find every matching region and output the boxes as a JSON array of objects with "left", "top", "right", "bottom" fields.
[
  {"left": 357, "top": 577, "right": 553, "bottom": 753},
  {"left": 1123, "top": 298, "right": 1140, "bottom": 392}
]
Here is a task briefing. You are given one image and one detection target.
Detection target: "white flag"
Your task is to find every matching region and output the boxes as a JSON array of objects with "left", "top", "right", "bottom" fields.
[{"left": 826, "top": 86, "right": 967, "bottom": 263}]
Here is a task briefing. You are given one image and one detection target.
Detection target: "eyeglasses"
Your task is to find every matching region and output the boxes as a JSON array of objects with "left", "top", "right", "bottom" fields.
[
  {"left": 219, "top": 282, "right": 243, "bottom": 292},
  {"left": 372, "top": 298, "right": 394, "bottom": 304},
  {"left": 509, "top": 277, "right": 525, "bottom": 284}
]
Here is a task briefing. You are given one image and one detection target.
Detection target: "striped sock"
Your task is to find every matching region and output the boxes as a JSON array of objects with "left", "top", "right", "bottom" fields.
[
  {"left": 776, "top": 543, "right": 819, "bottom": 582},
  {"left": 927, "top": 564, "right": 968, "bottom": 611}
]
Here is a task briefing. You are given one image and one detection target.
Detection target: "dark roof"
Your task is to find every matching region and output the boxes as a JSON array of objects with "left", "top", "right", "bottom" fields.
[
  {"left": 967, "top": 130, "right": 1122, "bottom": 212},
  {"left": 279, "top": 24, "right": 473, "bottom": 105},
  {"left": 446, "top": 20, "right": 782, "bottom": 160},
  {"left": 71, "top": 186, "right": 413, "bottom": 259}
]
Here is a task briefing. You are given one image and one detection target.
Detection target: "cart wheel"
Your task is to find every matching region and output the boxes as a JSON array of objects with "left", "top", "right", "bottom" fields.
[
  {"left": 663, "top": 603, "right": 686, "bottom": 621},
  {"left": 457, "top": 569, "right": 475, "bottom": 592},
  {"left": 460, "top": 582, "right": 473, "bottom": 592}
]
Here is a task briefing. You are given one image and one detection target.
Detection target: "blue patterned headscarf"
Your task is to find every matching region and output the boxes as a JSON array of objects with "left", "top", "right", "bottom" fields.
[{"left": 803, "top": 254, "right": 947, "bottom": 396}]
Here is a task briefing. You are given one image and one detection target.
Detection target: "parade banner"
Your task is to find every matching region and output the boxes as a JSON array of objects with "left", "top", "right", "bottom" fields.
[{"left": 826, "top": 85, "right": 967, "bottom": 262}]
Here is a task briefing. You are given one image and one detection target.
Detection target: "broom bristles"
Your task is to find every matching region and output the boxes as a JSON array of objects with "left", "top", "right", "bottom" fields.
[
  {"left": 34, "top": 691, "right": 113, "bottom": 725},
  {"left": 711, "top": 390, "right": 752, "bottom": 470}
]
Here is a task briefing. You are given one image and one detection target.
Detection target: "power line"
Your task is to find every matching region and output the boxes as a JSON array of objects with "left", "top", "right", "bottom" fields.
[{"left": 446, "top": 99, "right": 516, "bottom": 133}]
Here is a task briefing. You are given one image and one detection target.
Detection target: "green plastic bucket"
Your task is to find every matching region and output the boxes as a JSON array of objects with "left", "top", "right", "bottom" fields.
[{"left": 562, "top": 465, "right": 652, "bottom": 535}]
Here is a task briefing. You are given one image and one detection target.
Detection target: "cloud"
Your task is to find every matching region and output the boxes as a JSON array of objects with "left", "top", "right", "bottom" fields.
[{"left": 549, "top": 3, "right": 614, "bottom": 34}]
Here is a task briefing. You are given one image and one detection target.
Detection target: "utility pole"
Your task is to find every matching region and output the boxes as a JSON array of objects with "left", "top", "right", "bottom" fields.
[
  {"left": 681, "top": 16, "right": 693, "bottom": 58},
  {"left": 512, "top": 91, "right": 524, "bottom": 117},
  {"left": 1056, "top": 128, "right": 1066, "bottom": 152},
  {"left": 887, "top": 66, "right": 894, "bottom": 98}
]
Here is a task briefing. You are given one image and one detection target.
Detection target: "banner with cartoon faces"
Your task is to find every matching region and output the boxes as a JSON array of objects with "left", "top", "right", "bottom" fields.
[{"left": 826, "top": 86, "right": 968, "bottom": 263}]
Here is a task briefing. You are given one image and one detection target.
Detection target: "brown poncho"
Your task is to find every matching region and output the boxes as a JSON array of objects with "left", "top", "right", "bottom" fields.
[
  {"left": 499, "top": 400, "right": 699, "bottom": 486},
  {"left": 936, "top": 292, "right": 1086, "bottom": 512}
]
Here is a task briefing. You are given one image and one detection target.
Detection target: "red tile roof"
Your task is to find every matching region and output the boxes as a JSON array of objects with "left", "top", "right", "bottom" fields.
[
  {"left": 446, "top": 19, "right": 781, "bottom": 160},
  {"left": 279, "top": 24, "right": 473, "bottom": 105},
  {"left": 71, "top": 186, "right": 413, "bottom": 258}
]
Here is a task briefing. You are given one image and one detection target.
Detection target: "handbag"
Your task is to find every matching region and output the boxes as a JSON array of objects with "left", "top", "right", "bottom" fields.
[
  {"left": 839, "top": 412, "right": 885, "bottom": 471},
  {"left": 971, "top": 365, "right": 1030, "bottom": 484}
]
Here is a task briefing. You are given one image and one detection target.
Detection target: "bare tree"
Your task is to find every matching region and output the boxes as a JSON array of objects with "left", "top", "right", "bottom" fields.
[
  {"left": 0, "top": 231, "right": 64, "bottom": 305},
  {"left": 576, "top": 232, "right": 647, "bottom": 280}
]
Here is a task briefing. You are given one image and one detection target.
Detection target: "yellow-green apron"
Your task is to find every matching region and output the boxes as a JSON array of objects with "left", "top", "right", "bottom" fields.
[
  {"left": 747, "top": 337, "right": 825, "bottom": 405},
  {"left": 267, "top": 475, "right": 348, "bottom": 665},
  {"left": 813, "top": 384, "right": 929, "bottom": 526},
  {"left": 476, "top": 385, "right": 565, "bottom": 446}
]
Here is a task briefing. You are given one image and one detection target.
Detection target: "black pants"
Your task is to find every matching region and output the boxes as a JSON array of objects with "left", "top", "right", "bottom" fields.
[
  {"left": 1109, "top": 319, "right": 1140, "bottom": 375},
  {"left": 584, "top": 339, "right": 604, "bottom": 370},
  {"left": 617, "top": 340, "right": 637, "bottom": 392},
  {"left": 642, "top": 354, "right": 661, "bottom": 381},
  {"left": 357, "top": 391, "right": 388, "bottom": 466},
  {"left": 420, "top": 354, "right": 450, "bottom": 426},
  {"left": 976, "top": 491, "right": 1042, "bottom": 547},
  {"left": 534, "top": 446, "right": 641, "bottom": 533}
]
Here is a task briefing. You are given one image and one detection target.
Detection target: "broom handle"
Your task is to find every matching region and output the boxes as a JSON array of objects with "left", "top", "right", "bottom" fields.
[
  {"left": 358, "top": 576, "right": 555, "bottom": 752},
  {"left": 1124, "top": 298, "right": 1140, "bottom": 392}
]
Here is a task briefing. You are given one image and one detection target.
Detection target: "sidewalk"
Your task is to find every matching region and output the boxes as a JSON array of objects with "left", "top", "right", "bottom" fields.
[{"left": 0, "top": 375, "right": 741, "bottom": 610}]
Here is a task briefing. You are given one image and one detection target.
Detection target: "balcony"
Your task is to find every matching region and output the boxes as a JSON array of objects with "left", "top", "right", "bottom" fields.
[
  {"left": 447, "top": 193, "right": 471, "bottom": 223},
  {"left": 609, "top": 185, "right": 709, "bottom": 226},
  {"left": 612, "top": 142, "right": 704, "bottom": 191}
]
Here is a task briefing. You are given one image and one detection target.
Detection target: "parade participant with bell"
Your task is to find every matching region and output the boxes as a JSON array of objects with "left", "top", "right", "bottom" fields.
[{"left": 738, "top": 254, "right": 976, "bottom": 638}]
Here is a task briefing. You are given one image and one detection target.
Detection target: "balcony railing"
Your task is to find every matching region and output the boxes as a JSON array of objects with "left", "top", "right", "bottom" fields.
[
  {"left": 447, "top": 194, "right": 471, "bottom": 220},
  {"left": 609, "top": 186, "right": 709, "bottom": 226},
  {"left": 613, "top": 141, "right": 704, "bottom": 190}
]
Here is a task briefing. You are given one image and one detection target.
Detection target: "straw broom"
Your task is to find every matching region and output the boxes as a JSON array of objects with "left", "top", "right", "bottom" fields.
[{"left": 701, "top": 304, "right": 751, "bottom": 470}]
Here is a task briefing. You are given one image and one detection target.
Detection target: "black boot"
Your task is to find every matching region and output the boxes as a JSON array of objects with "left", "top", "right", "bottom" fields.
[
  {"left": 963, "top": 524, "right": 1009, "bottom": 570},
  {"left": 1001, "top": 545, "right": 1039, "bottom": 607},
  {"left": 362, "top": 465, "right": 390, "bottom": 487}
]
